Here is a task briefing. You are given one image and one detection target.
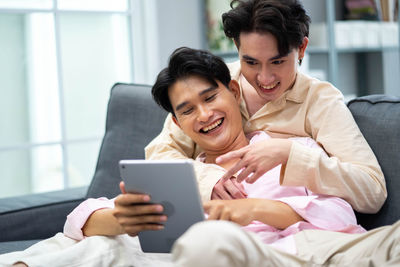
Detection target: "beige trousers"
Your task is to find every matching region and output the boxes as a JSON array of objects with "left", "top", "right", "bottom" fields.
[{"left": 172, "top": 220, "right": 400, "bottom": 267}]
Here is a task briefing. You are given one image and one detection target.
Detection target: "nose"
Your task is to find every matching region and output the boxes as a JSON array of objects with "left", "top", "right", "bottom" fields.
[
  {"left": 197, "top": 105, "right": 213, "bottom": 122},
  {"left": 257, "top": 66, "right": 274, "bottom": 85}
]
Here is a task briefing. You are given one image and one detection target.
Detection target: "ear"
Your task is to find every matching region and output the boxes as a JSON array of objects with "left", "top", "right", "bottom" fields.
[
  {"left": 298, "top": 37, "right": 309, "bottom": 60},
  {"left": 228, "top": 80, "right": 241, "bottom": 104},
  {"left": 172, "top": 115, "right": 181, "bottom": 129}
]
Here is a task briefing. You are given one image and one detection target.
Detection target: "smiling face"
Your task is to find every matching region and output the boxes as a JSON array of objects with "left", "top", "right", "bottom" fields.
[
  {"left": 168, "top": 75, "right": 246, "bottom": 157},
  {"left": 237, "top": 32, "right": 308, "bottom": 103}
]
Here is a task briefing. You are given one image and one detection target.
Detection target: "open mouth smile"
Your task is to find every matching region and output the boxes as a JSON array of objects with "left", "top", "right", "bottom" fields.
[
  {"left": 258, "top": 81, "right": 280, "bottom": 91},
  {"left": 200, "top": 118, "right": 224, "bottom": 133}
]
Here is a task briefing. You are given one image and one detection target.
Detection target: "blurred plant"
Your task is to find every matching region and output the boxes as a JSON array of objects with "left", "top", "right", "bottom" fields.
[{"left": 206, "top": 0, "right": 235, "bottom": 52}]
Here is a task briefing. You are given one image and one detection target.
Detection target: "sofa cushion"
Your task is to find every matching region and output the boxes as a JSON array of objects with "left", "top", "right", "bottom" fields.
[
  {"left": 86, "top": 83, "right": 167, "bottom": 199},
  {"left": 347, "top": 95, "right": 400, "bottom": 229}
]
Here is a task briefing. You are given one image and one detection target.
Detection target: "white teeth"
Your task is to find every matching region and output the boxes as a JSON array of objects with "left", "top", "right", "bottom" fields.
[
  {"left": 202, "top": 119, "right": 222, "bottom": 133},
  {"left": 259, "top": 82, "right": 279, "bottom": 90}
]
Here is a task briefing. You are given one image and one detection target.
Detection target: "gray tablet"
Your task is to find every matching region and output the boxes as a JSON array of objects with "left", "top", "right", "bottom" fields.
[{"left": 119, "top": 159, "right": 205, "bottom": 253}]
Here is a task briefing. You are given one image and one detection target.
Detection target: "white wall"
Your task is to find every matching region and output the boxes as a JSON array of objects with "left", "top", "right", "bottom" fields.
[{"left": 132, "top": 0, "right": 205, "bottom": 84}]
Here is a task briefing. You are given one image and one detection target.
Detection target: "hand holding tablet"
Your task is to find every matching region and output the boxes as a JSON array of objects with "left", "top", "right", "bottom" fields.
[
  {"left": 112, "top": 184, "right": 167, "bottom": 236},
  {"left": 119, "top": 159, "right": 205, "bottom": 253}
]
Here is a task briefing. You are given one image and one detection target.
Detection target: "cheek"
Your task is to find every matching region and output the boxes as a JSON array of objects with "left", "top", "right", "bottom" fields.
[
  {"left": 178, "top": 118, "right": 194, "bottom": 132},
  {"left": 277, "top": 64, "right": 295, "bottom": 79},
  {"left": 240, "top": 68, "right": 259, "bottom": 88},
  {"left": 241, "top": 65, "right": 256, "bottom": 78}
]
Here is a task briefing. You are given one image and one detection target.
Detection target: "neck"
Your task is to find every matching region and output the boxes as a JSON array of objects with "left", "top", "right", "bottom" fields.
[
  {"left": 240, "top": 75, "right": 265, "bottom": 117},
  {"left": 203, "top": 132, "right": 249, "bottom": 170}
]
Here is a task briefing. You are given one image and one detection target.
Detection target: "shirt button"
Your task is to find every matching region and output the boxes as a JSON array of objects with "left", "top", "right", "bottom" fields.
[{"left": 246, "top": 122, "right": 251, "bottom": 127}]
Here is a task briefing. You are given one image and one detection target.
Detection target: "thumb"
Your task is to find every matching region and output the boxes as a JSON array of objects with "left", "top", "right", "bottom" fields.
[{"left": 203, "top": 201, "right": 212, "bottom": 213}]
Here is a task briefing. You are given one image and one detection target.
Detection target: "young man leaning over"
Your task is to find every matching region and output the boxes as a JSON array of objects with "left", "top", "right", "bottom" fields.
[
  {"left": 151, "top": 47, "right": 399, "bottom": 267},
  {"left": 145, "top": 0, "right": 387, "bottom": 215}
]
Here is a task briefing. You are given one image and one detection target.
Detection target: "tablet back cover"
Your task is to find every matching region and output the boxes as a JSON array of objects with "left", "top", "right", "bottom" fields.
[{"left": 119, "top": 160, "right": 205, "bottom": 253}]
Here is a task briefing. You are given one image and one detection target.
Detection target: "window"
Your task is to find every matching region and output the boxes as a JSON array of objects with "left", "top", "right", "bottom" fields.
[{"left": 0, "top": 0, "right": 138, "bottom": 197}]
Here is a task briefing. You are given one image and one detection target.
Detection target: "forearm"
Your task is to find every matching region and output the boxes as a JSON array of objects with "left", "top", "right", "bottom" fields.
[
  {"left": 253, "top": 199, "right": 304, "bottom": 229},
  {"left": 145, "top": 113, "right": 196, "bottom": 160},
  {"left": 282, "top": 141, "right": 386, "bottom": 213},
  {"left": 295, "top": 96, "right": 387, "bottom": 213},
  {"left": 82, "top": 208, "right": 124, "bottom": 237}
]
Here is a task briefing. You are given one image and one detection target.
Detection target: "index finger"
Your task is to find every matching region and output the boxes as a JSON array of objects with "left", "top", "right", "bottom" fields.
[
  {"left": 220, "top": 160, "right": 246, "bottom": 182},
  {"left": 216, "top": 149, "right": 245, "bottom": 165},
  {"left": 115, "top": 193, "right": 151, "bottom": 206},
  {"left": 119, "top": 181, "right": 127, "bottom": 194}
]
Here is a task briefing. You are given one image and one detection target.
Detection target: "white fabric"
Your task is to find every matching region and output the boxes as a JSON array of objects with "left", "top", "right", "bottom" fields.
[{"left": 0, "top": 234, "right": 172, "bottom": 267}]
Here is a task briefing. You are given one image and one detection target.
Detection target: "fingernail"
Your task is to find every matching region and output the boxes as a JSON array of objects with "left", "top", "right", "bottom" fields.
[
  {"left": 160, "top": 215, "right": 167, "bottom": 221},
  {"left": 143, "top": 195, "right": 150, "bottom": 201},
  {"left": 157, "top": 225, "right": 165, "bottom": 230},
  {"left": 156, "top": 205, "right": 163, "bottom": 212}
]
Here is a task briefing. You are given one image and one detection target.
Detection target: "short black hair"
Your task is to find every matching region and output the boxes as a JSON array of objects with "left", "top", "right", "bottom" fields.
[
  {"left": 222, "top": 0, "right": 311, "bottom": 57},
  {"left": 152, "top": 47, "right": 231, "bottom": 116}
]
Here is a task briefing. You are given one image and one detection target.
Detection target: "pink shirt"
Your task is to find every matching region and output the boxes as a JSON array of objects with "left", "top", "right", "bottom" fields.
[{"left": 64, "top": 131, "right": 365, "bottom": 254}]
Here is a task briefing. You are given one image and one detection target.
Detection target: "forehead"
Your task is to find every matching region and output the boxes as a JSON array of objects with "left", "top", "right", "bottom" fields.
[
  {"left": 168, "top": 76, "right": 214, "bottom": 104},
  {"left": 238, "top": 32, "right": 280, "bottom": 58}
]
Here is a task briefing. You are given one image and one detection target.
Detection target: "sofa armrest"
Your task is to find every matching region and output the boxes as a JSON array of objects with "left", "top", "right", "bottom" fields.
[{"left": 0, "top": 187, "right": 87, "bottom": 242}]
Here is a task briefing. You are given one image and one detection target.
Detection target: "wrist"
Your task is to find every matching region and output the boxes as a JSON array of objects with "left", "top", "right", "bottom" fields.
[{"left": 280, "top": 139, "right": 292, "bottom": 164}]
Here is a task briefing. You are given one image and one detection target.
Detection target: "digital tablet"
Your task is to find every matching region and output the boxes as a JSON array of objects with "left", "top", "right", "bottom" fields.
[{"left": 119, "top": 159, "right": 205, "bottom": 253}]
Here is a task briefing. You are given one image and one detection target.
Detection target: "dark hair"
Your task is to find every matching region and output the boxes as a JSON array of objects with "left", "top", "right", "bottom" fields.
[
  {"left": 152, "top": 47, "right": 231, "bottom": 116},
  {"left": 222, "top": 0, "right": 311, "bottom": 57}
]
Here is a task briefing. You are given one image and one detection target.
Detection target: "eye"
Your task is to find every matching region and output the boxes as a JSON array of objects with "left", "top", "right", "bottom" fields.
[
  {"left": 271, "top": 60, "right": 284, "bottom": 65},
  {"left": 182, "top": 107, "right": 193, "bottom": 115},
  {"left": 245, "top": 60, "right": 257, "bottom": 66},
  {"left": 205, "top": 94, "right": 217, "bottom": 102}
]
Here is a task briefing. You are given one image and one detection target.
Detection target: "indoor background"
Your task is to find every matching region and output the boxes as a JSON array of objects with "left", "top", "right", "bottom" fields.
[{"left": 0, "top": 0, "right": 399, "bottom": 199}]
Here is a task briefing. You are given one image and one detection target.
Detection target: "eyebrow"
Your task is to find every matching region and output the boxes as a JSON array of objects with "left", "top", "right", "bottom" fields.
[
  {"left": 242, "top": 53, "right": 288, "bottom": 62},
  {"left": 175, "top": 86, "right": 217, "bottom": 112}
]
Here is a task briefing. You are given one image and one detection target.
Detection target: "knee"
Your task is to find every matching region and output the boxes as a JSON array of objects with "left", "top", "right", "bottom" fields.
[{"left": 172, "top": 220, "right": 244, "bottom": 267}]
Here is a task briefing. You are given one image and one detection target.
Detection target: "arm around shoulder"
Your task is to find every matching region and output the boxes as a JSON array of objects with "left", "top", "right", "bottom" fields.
[{"left": 282, "top": 86, "right": 386, "bottom": 213}]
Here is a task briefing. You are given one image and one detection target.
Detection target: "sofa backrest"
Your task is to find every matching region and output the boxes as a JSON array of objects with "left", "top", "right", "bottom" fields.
[
  {"left": 86, "top": 83, "right": 167, "bottom": 198},
  {"left": 348, "top": 95, "right": 400, "bottom": 230}
]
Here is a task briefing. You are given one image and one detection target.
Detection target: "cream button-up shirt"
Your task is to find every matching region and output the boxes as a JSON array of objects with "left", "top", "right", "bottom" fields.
[{"left": 145, "top": 61, "right": 386, "bottom": 213}]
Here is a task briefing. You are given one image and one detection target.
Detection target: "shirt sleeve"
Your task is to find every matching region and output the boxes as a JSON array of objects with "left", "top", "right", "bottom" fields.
[
  {"left": 63, "top": 197, "right": 115, "bottom": 240},
  {"left": 277, "top": 195, "right": 365, "bottom": 233},
  {"left": 281, "top": 86, "right": 386, "bottom": 213},
  {"left": 145, "top": 113, "right": 225, "bottom": 203}
]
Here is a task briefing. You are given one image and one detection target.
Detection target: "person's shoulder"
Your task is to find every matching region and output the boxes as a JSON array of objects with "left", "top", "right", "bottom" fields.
[
  {"left": 301, "top": 72, "right": 343, "bottom": 99},
  {"left": 296, "top": 72, "right": 345, "bottom": 108}
]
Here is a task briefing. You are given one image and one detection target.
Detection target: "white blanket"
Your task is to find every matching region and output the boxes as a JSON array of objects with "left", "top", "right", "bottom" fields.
[{"left": 0, "top": 233, "right": 172, "bottom": 267}]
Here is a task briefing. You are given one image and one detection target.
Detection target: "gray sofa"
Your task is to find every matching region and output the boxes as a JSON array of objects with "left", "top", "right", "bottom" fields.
[{"left": 0, "top": 83, "right": 399, "bottom": 254}]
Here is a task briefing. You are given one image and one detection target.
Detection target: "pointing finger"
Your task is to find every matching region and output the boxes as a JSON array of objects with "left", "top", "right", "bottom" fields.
[{"left": 216, "top": 148, "right": 246, "bottom": 164}]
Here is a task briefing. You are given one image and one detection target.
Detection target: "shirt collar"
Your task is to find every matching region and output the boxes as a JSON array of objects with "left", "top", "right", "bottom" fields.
[{"left": 284, "top": 71, "right": 311, "bottom": 104}]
